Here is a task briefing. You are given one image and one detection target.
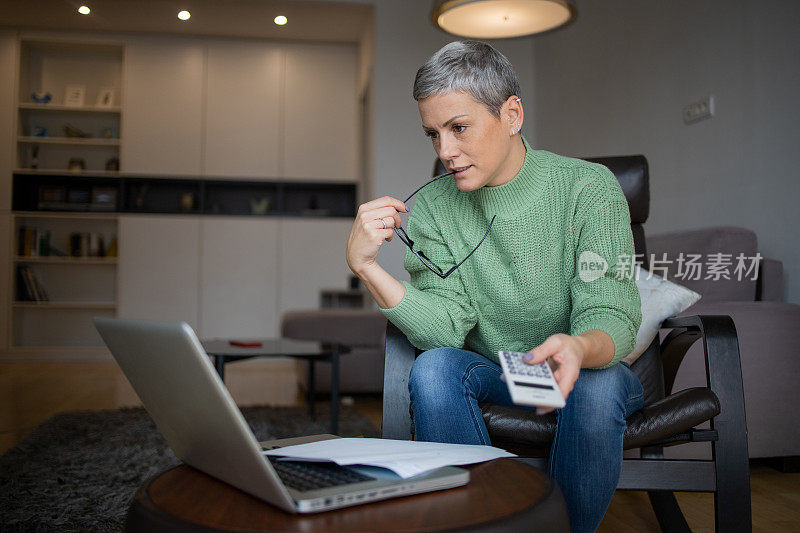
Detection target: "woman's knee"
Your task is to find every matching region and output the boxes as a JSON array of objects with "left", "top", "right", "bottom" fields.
[
  {"left": 408, "top": 346, "right": 488, "bottom": 402},
  {"left": 409, "top": 347, "right": 464, "bottom": 394},
  {"left": 573, "top": 364, "right": 641, "bottom": 406},
  {"left": 564, "top": 364, "right": 643, "bottom": 434}
]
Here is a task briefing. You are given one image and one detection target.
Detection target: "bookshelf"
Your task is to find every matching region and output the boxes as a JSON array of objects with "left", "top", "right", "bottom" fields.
[
  {"left": 10, "top": 212, "right": 118, "bottom": 348},
  {"left": 7, "top": 39, "right": 124, "bottom": 351},
  {"left": 4, "top": 37, "right": 363, "bottom": 356},
  {"left": 16, "top": 40, "right": 122, "bottom": 175}
]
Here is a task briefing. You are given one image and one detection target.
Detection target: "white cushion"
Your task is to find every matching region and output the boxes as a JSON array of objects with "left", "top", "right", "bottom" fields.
[{"left": 623, "top": 265, "right": 702, "bottom": 365}]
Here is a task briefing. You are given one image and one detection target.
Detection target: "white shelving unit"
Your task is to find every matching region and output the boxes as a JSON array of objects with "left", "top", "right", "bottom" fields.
[
  {"left": 10, "top": 211, "right": 118, "bottom": 349},
  {"left": 7, "top": 40, "right": 124, "bottom": 352},
  {"left": 16, "top": 40, "right": 123, "bottom": 174}
]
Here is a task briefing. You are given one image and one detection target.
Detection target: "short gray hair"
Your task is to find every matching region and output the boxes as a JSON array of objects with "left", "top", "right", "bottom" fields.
[{"left": 413, "top": 40, "right": 520, "bottom": 117}]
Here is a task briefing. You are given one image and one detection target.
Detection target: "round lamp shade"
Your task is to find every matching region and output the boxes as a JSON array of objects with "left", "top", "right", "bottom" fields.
[{"left": 432, "top": 0, "right": 575, "bottom": 38}]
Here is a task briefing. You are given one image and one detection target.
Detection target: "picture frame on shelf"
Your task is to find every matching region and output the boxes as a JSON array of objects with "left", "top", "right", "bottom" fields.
[
  {"left": 96, "top": 87, "right": 114, "bottom": 108},
  {"left": 66, "top": 188, "right": 91, "bottom": 210},
  {"left": 64, "top": 84, "right": 86, "bottom": 107},
  {"left": 91, "top": 187, "right": 118, "bottom": 211},
  {"left": 38, "top": 186, "right": 67, "bottom": 210}
]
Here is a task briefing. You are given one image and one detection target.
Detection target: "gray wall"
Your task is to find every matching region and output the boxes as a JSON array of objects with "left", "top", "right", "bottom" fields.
[{"left": 532, "top": 0, "right": 800, "bottom": 304}]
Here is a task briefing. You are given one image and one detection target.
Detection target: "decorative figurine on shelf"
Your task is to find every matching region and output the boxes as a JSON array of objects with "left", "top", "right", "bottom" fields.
[
  {"left": 31, "top": 125, "right": 47, "bottom": 137},
  {"left": 30, "top": 146, "right": 39, "bottom": 170},
  {"left": 31, "top": 91, "right": 52, "bottom": 105},
  {"left": 249, "top": 197, "right": 270, "bottom": 215},
  {"left": 134, "top": 184, "right": 149, "bottom": 209},
  {"left": 68, "top": 158, "right": 86, "bottom": 172},
  {"left": 180, "top": 192, "right": 197, "bottom": 213},
  {"left": 100, "top": 127, "right": 118, "bottom": 139},
  {"left": 64, "top": 123, "right": 90, "bottom": 138},
  {"left": 105, "top": 157, "right": 119, "bottom": 171},
  {"left": 302, "top": 194, "right": 329, "bottom": 216}
]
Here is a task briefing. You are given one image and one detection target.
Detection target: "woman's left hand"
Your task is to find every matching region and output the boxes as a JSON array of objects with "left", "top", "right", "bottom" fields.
[{"left": 523, "top": 333, "right": 587, "bottom": 415}]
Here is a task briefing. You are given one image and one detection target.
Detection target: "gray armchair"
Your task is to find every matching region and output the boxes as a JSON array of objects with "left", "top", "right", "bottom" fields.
[
  {"left": 282, "top": 309, "right": 387, "bottom": 394},
  {"left": 648, "top": 226, "right": 800, "bottom": 466}
]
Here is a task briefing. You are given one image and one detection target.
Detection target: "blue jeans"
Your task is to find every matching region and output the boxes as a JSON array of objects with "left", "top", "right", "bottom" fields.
[{"left": 408, "top": 347, "right": 644, "bottom": 533}]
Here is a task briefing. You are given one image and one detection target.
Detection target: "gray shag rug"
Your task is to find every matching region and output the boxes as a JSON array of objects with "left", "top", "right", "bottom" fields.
[{"left": 0, "top": 405, "right": 379, "bottom": 532}]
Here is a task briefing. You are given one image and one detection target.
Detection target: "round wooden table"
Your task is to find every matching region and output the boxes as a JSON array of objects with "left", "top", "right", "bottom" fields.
[{"left": 125, "top": 458, "right": 569, "bottom": 532}]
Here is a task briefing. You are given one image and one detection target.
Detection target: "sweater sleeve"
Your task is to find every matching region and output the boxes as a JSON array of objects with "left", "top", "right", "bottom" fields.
[
  {"left": 568, "top": 170, "right": 642, "bottom": 368},
  {"left": 379, "top": 193, "right": 478, "bottom": 350}
]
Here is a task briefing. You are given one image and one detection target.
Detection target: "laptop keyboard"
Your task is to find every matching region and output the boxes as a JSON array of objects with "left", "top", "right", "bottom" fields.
[{"left": 268, "top": 457, "right": 375, "bottom": 492}]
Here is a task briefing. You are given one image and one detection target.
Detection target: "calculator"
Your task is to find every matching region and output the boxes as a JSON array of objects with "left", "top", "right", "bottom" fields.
[{"left": 498, "top": 350, "right": 566, "bottom": 409}]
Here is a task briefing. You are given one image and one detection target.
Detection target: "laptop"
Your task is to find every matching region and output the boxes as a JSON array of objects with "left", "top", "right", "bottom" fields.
[{"left": 93, "top": 317, "right": 469, "bottom": 513}]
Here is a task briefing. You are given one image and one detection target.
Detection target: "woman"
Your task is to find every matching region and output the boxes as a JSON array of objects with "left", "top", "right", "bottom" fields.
[{"left": 345, "top": 40, "right": 643, "bottom": 532}]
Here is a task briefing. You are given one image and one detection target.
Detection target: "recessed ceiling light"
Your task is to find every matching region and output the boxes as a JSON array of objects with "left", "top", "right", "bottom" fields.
[
  {"left": 178, "top": 10, "right": 191, "bottom": 21},
  {"left": 78, "top": 6, "right": 90, "bottom": 15},
  {"left": 274, "top": 15, "right": 288, "bottom": 26}
]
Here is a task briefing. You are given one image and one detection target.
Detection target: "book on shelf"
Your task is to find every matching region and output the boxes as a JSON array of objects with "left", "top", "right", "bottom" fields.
[
  {"left": 68, "top": 232, "right": 107, "bottom": 257},
  {"left": 17, "top": 266, "right": 34, "bottom": 301},
  {"left": 16, "top": 265, "right": 49, "bottom": 302},
  {"left": 17, "top": 227, "right": 52, "bottom": 257},
  {"left": 16, "top": 228, "right": 115, "bottom": 259}
]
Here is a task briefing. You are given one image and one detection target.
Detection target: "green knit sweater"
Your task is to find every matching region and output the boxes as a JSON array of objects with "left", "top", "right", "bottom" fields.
[{"left": 380, "top": 136, "right": 642, "bottom": 368}]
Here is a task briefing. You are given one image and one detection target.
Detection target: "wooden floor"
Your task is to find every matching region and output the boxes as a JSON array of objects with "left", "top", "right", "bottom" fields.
[{"left": 1, "top": 360, "right": 798, "bottom": 531}]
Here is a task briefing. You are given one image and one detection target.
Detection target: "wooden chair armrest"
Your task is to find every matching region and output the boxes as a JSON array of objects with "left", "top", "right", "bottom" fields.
[{"left": 659, "top": 314, "right": 748, "bottom": 450}]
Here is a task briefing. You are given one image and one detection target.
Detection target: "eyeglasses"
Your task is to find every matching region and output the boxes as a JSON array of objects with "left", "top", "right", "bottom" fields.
[{"left": 394, "top": 171, "right": 496, "bottom": 279}]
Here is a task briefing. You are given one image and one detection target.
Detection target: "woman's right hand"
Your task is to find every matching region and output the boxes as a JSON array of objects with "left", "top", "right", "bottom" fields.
[{"left": 346, "top": 196, "right": 407, "bottom": 276}]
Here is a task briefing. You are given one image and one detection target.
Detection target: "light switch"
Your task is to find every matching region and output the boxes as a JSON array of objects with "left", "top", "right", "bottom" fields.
[
  {"left": 683, "top": 95, "right": 715, "bottom": 125},
  {"left": 683, "top": 94, "right": 714, "bottom": 124}
]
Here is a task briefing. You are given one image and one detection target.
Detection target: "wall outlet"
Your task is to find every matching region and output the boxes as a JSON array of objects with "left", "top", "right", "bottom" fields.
[{"left": 683, "top": 95, "right": 715, "bottom": 124}]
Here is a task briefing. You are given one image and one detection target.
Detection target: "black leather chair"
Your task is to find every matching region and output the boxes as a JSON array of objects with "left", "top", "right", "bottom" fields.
[{"left": 381, "top": 156, "right": 751, "bottom": 532}]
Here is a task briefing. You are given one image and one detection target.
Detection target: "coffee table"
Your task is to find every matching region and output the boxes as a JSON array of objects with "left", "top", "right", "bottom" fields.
[
  {"left": 201, "top": 338, "right": 350, "bottom": 434},
  {"left": 125, "top": 458, "right": 569, "bottom": 532}
]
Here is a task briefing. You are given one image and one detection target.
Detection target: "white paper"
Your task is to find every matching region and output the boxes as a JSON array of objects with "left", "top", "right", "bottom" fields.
[{"left": 263, "top": 438, "right": 516, "bottom": 479}]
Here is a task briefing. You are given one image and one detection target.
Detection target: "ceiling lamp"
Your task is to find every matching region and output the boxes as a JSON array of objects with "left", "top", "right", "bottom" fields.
[{"left": 431, "top": 0, "right": 576, "bottom": 39}]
